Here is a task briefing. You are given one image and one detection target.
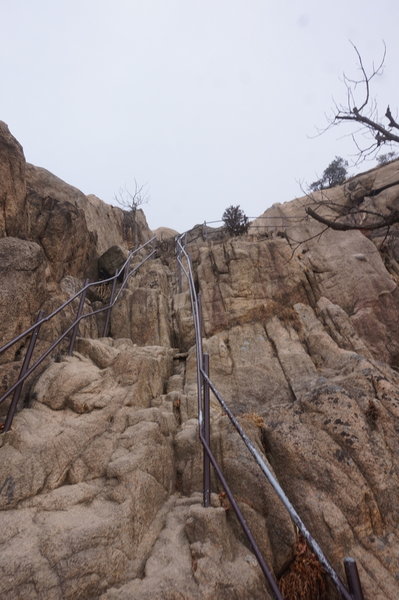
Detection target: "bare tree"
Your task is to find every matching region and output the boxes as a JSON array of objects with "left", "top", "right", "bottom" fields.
[
  {"left": 280, "top": 181, "right": 399, "bottom": 262},
  {"left": 114, "top": 179, "right": 149, "bottom": 243},
  {"left": 322, "top": 42, "right": 399, "bottom": 162},
  {"left": 302, "top": 43, "right": 399, "bottom": 243}
]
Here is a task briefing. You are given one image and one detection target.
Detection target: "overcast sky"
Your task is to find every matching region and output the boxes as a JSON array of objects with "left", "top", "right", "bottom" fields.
[{"left": 1, "top": 1, "right": 398, "bottom": 232}]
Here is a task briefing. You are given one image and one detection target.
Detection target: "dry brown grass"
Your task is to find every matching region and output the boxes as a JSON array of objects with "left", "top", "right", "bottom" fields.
[
  {"left": 218, "top": 491, "right": 231, "bottom": 511},
  {"left": 242, "top": 412, "right": 265, "bottom": 429},
  {"left": 279, "top": 535, "right": 327, "bottom": 600}
]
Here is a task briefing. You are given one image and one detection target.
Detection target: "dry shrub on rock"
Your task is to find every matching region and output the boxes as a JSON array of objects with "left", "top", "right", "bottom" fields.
[{"left": 279, "top": 534, "right": 327, "bottom": 600}]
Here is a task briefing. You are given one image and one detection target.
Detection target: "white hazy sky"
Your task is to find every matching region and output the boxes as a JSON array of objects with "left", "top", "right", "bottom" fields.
[{"left": 1, "top": 1, "right": 398, "bottom": 232}]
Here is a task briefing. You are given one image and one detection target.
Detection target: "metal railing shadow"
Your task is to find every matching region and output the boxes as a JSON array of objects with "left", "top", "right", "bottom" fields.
[
  {"left": 0, "top": 237, "right": 157, "bottom": 433},
  {"left": 176, "top": 231, "right": 365, "bottom": 600}
]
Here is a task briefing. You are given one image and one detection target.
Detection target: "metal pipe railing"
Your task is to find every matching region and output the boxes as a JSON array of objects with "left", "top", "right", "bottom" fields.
[
  {"left": 176, "top": 232, "right": 283, "bottom": 599},
  {"left": 0, "top": 236, "right": 156, "bottom": 357},
  {"left": 68, "top": 279, "right": 89, "bottom": 355},
  {"left": 201, "top": 368, "right": 357, "bottom": 600},
  {"left": 175, "top": 232, "right": 365, "bottom": 600},
  {"left": 202, "top": 353, "right": 211, "bottom": 508},
  {"left": 0, "top": 238, "right": 157, "bottom": 432},
  {"left": 3, "top": 311, "right": 45, "bottom": 433},
  {"left": 199, "top": 426, "right": 284, "bottom": 600}
]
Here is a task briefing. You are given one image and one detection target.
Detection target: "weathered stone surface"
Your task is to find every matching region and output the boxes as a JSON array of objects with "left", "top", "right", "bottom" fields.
[
  {"left": 25, "top": 164, "right": 99, "bottom": 282},
  {"left": 0, "top": 237, "right": 47, "bottom": 362},
  {"left": 0, "top": 338, "right": 177, "bottom": 599},
  {"left": 0, "top": 121, "right": 27, "bottom": 238},
  {"left": 251, "top": 160, "right": 399, "bottom": 365},
  {"left": 152, "top": 226, "right": 179, "bottom": 240},
  {"left": 85, "top": 194, "right": 151, "bottom": 254},
  {"left": 197, "top": 238, "right": 309, "bottom": 338},
  {"left": 101, "top": 494, "right": 271, "bottom": 600},
  {"left": 182, "top": 298, "right": 399, "bottom": 598},
  {"left": 0, "top": 336, "right": 283, "bottom": 600},
  {"left": 98, "top": 245, "right": 128, "bottom": 278},
  {"left": 111, "top": 260, "right": 173, "bottom": 347},
  {"left": 1, "top": 124, "right": 399, "bottom": 600},
  {"left": 0, "top": 124, "right": 154, "bottom": 419}
]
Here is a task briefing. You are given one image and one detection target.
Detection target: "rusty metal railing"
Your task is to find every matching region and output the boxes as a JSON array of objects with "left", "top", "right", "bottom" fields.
[
  {"left": 0, "top": 237, "right": 157, "bottom": 433},
  {"left": 176, "top": 232, "right": 365, "bottom": 600}
]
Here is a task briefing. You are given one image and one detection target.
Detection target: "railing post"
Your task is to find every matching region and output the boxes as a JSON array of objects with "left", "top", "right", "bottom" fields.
[
  {"left": 4, "top": 310, "right": 45, "bottom": 433},
  {"left": 203, "top": 353, "right": 211, "bottom": 507},
  {"left": 177, "top": 253, "right": 182, "bottom": 293},
  {"left": 68, "top": 279, "right": 88, "bottom": 355},
  {"left": 197, "top": 291, "right": 204, "bottom": 341},
  {"left": 122, "top": 255, "right": 131, "bottom": 287},
  {"left": 344, "top": 558, "right": 365, "bottom": 600},
  {"left": 102, "top": 276, "right": 118, "bottom": 337}
]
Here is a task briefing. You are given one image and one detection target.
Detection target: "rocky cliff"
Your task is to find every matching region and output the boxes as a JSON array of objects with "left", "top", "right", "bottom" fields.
[{"left": 0, "top": 123, "right": 398, "bottom": 599}]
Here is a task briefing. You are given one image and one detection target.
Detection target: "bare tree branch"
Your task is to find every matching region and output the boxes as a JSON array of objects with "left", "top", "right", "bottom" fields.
[
  {"left": 386, "top": 106, "right": 399, "bottom": 131},
  {"left": 305, "top": 206, "right": 399, "bottom": 231},
  {"left": 114, "top": 178, "right": 149, "bottom": 213},
  {"left": 324, "top": 42, "right": 399, "bottom": 161}
]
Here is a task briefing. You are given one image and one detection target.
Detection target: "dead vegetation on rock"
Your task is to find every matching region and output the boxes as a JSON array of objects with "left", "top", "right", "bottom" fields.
[{"left": 279, "top": 535, "right": 327, "bottom": 600}]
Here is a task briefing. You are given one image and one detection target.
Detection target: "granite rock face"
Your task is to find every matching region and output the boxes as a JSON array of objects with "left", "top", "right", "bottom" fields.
[
  {"left": 251, "top": 159, "right": 399, "bottom": 365},
  {"left": 0, "top": 122, "right": 27, "bottom": 238},
  {"left": 0, "top": 122, "right": 152, "bottom": 407},
  {"left": 0, "top": 237, "right": 47, "bottom": 355},
  {"left": 0, "top": 339, "right": 271, "bottom": 600},
  {"left": 1, "top": 125, "right": 399, "bottom": 599},
  {"left": 0, "top": 121, "right": 152, "bottom": 336}
]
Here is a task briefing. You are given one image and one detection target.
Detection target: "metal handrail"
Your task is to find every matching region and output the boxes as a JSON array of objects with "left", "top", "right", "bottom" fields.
[
  {"left": 0, "top": 237, "right": 157, "bottom": 432},
  {"left": 0, "top": 236, "right": 156, "bottom": 356},
  {"left": 176, "top": 233, "right": 204, "bottom": 428},
  {"left": 176, "top": 232, "right": 283, "bottom": 600},
  {"left": 175, "top": 232, "right": 365, "bottom": 600}
]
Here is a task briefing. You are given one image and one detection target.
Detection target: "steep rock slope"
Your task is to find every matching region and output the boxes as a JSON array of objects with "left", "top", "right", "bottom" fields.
[
  {"left": 0, "top": 121, "right": 152, "bottom": 349},
  {"left": 0, "top": 123, "right": 399, "bottom": 599},
  {"left": 0, "top": 122, "right": 152, "bottom": 416},
  {"left": 178, "top": 174, "right": 399, "bottom": 598}
]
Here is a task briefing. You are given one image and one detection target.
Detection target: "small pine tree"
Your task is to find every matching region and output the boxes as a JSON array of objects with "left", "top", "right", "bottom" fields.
[
  {"left": 309, "top": 156, "right": 349, "bottom": 191},
  {"left": 222, "top": 205, "right": 249, "bottom": 236}
]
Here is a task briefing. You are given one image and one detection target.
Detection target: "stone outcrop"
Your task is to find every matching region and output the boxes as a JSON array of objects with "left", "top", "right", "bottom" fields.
[
  {"left": 111, "top": 259, "right": 173, "bottom": 347},
  {"left": 1, "top": 124, "right": 399, "bottom": 599},
  {"left": 0, "top": 338, "right": 270, "bottom": 600},
  {"left": 0, "top": 122, "right": 27, "bottom": 238},
  {"left": 0, "top": 237, "right": 47, "bottom": 357},
  {"left": 250, "top": 159, "right": 399, "bottom": 365},
  {"left": 24, "top": 164, "right": 99, "bottom": 282},
  {"left": 0, "top": 122, "right": 152, "bottom": 408},
  {"left": 0, "top": 120, "right": 152, "bottom": 341}
]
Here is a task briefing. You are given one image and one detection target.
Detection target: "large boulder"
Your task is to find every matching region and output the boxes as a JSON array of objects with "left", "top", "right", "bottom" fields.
[{"left": 98, "top": 246, "right": 128, "bottom": 279}]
